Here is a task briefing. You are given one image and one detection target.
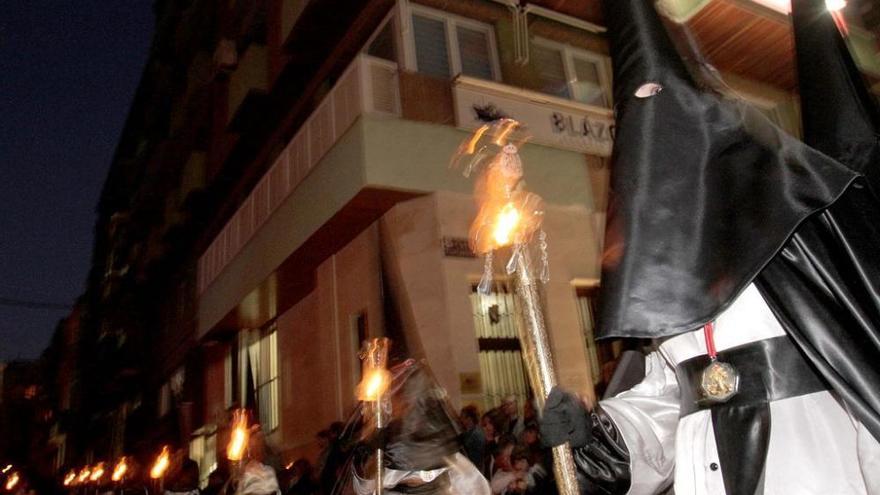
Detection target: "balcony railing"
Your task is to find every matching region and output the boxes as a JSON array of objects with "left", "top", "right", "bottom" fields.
[{"left": 198, "top": 55, "right": 400, "bottom": 294}]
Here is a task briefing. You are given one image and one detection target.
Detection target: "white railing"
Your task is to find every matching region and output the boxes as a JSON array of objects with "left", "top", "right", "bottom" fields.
[{"left": 198, "top": 55, "right": 400, "bottom": 294}]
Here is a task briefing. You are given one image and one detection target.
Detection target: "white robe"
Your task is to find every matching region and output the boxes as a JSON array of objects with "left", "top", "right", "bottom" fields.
[{"left": 601, "top": 284, "right": 880, "bottom": 495}]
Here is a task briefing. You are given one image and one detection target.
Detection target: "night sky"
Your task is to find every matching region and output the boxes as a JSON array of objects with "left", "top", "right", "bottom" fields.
[{"left": 1, "top": 2, "right": 154, "bottom": 360}]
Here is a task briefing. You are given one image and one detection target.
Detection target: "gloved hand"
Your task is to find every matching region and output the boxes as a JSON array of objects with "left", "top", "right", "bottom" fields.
[{"left": 539, "top": 386, "right": 590, "bottom": 448}]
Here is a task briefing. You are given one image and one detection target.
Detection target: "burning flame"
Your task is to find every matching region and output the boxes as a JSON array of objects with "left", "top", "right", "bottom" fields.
[
  {"left": 77, "top": 468, "right": 91, "bottom": 484},
  {"left": 360, "top": 368, "right": 391, "bottom": 402},
  {"left": 5, "top": 473, "right": 19, "bottom": 491},
  {"left": 492, "top": 203, "right": 522, "bottom": 247},
  {"left": 356, "top": 338, "right": 391, "bottom": 402},
  {"left": 1, "top": 466, "right": 10, "bottom": 474},
  {"left": 150, "top": 446, "right": 170, "bottom": 479},
  {"left": 111, "top": 458, "right": 128, "bottom": 482},
  {"left": 89, "top": 462, "right": 105, "bottom": 482},
  {"left": 63, "top": 471, "right": 77, "bottom": 487},
  {"left": 226, "top": 410, "right": 249, "bottom": 462}
]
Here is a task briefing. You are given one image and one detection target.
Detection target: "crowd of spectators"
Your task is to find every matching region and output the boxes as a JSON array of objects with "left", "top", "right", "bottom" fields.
[{"left": 460, "top": 396, "right": 553, "bottom": 494}]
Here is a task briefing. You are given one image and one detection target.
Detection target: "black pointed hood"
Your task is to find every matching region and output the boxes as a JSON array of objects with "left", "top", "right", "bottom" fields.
[
  {"left": 603, "top": 0, "right": 694, "bottom": 101},
  {"left": 595, "top": 0, "right": 858, "bottom": 339},
  {"left": 792, "top": 0, "right": 880, "bottom": 191}
]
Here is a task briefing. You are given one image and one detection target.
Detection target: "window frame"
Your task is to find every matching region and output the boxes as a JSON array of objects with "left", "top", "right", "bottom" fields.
[
  {"left": 530, "top": 37, "right": 613, "bottom": 109},
  {"left": 404, "top": 4, "right": 502, "bottom": 82},
  {"left": 362, "top": 10, "right": 401, "bottom": 64}
]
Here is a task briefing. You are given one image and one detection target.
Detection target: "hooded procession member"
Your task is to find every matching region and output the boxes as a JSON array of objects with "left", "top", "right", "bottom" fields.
[
  {"left": 333, "top": 359, "right": 491, "bottom": 495},
  {"left": 540, "top": 0, "right": 880, "bottom": 494}
]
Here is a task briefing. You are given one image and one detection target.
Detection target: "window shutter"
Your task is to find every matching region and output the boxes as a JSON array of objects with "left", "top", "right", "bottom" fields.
[
  {"left": 572, "top": 57, "right": 607, "bottom": 107},
  {"left": 530, "top": 43, "right": 570, "bottom": 99},
  {"left": 457, "top": 25, "right": 493, "bottom": 80},
  {"left": 412, "top": 15, "right": 450, "bottom": 78}
]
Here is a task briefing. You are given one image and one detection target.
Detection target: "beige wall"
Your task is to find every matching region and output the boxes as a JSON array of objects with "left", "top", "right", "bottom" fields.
[{"left": 268, "top": 225, "right": 384, "bottom": 464}]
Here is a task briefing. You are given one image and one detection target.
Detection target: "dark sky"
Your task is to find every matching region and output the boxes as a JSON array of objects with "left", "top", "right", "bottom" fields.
[{"left": 1, "top": 2, "right": 154, "bottom": 360}]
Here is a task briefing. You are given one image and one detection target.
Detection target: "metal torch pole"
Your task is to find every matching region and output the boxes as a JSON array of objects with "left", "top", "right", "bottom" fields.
[
  {"left": 375, "top": 396, "right": 384, "bottom": 495},
  {"left": 514, "top": 246, "right": 580, "bottom": 495}
]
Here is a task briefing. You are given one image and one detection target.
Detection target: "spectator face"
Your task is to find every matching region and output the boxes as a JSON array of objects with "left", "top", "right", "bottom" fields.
[
  {"left": 502, "top": 398, "right": 517, "bottom": 417},
  {"left": 495, "top": 444, "right": 514, "bottom": 471},
  {"left": 481, "top": 416, "right": 496, "bottom": 438},
  {"left": 522, "top": 428, "right": 538, "bottom": 445},
  {"left": 513, "top": 458, "right": 529, "bottom": 472}
]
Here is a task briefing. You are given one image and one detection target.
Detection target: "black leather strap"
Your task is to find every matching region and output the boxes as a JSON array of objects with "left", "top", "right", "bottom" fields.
[
  {"left": 676, "top": 335, "right": 828, "bottom": 416},
  {"left": 677, "top": 335, "right": 828, "bottom": 495}
]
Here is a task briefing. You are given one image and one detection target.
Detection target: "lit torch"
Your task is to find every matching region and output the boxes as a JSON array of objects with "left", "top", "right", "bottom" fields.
[
  {"left": 226, "top": 409, "right": 250, "bottom": 462},
  {"left": 5, "top": 472, "right": 19, "bottom": 491},
  {"left": 150, "top": 446, "right": 170, "bottom": 480},
  {"left": 76, "top": 467, "right": 91, "bottom": 485},
  {"left": 63, "top": 471, "right": 77, "bottom": 487},
  {"left": 150, "top": 445, "right": 171, "bottom": 494},
  {"left": 1, "top": 466, "right": 10, "bottom": 475},
  {"left": 356, "top": 338, "right": 391, "bottom": 495},
  {"left": 89, "top": 462, "right": 105, "bottom": 483},
  {"left": 456, "top": 119, "right": 579, "bottom": 494},
  {"left": 111, "top": 457, "right": 128, "bottom": 483}
]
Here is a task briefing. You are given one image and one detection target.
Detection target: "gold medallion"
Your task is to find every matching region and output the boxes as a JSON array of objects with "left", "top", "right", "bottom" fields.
[{"left": 700, "top": 360, "right": 739, "bottom": 402}]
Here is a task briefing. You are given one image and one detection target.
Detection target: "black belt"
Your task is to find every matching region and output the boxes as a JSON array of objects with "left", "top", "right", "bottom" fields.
[
  {"left": 675, "top": 335, "right": 830, "bottom": 495},
  {"left": 675, "top": 335, "right": 828, "bottom": 417}
]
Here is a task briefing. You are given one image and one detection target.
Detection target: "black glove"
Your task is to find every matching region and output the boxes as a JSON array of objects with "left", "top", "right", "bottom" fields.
[
  {"left": 573, "top": 406, "right": 631, "bottom": 495},
  {"left": 539, "top": 386, "right": 590, "bottom": 448}
]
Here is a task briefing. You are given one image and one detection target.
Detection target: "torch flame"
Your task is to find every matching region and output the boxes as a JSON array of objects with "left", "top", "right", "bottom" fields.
[
  {"left": 89, "top": 462, "right": 105, "bottom": 482},
  {"left": 360, "top": 368, "right": 390, "bottom": 402},
  {"left": 492, "top": 203, "right": 522, "bottom": 247},
  {"left": 150, "top": 446, "right": 170, "bottom": 479},
  {"left": 63, "top": 471, "right": 77, "bottom": 487},
  {"left": 111, "top": 457, "right": 128, "bottom": 482},
  {"left": 1, "top": 466, "right": 10, "bottom": 474},
  {"left": 5, "top": 472, "right": 19, "bottom": 491},
  {"left": 226, "top": 410, "right": 249, "bottom": 462},
  {"left": 356, "top": 338, "right": 391, "bottom": 402},
  {"left": 77, "top": 467, "right": 91, "bottom": 484}
]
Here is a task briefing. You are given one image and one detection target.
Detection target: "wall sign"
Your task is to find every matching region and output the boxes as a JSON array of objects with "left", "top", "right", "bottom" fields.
[
  {"left": 442, "top": 237, "right": 476, "bottom": 258},
  {"left": 453, "top": 77, "right": 615, "bottom": 157}
]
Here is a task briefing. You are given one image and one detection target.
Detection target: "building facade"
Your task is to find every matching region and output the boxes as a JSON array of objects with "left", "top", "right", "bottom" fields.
[{"left": 48, "top": 0, "right": 880, "bottom": 484}]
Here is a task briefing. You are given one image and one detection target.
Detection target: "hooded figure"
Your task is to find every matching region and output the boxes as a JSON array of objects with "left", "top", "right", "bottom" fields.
[
  {"left": 333, "top": 359, "right": 490, "bottom": 495},
  {"left": 540, "top": 0, "right": 880, "bottom": 494}
]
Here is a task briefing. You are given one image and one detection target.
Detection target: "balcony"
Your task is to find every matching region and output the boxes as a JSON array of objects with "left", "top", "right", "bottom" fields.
[{"left": 198, "top": 54, "right": 401, "bottom": 295}]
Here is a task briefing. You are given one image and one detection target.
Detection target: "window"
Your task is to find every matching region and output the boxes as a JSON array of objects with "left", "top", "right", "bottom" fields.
[
  {"left": 408, "top": 6, "right": 499, "bottom": 81},
  {"left": 351, "top": 312, "right": 369, "bottom": 385},
  {"left": 158, "top": 382, "right": 171, "bottom": 417},
  {"left": 470, "top": 280, "right": 530, "bottom": 410},
  {"left": 189, "top": 432, "right": 217, "bottom": 489},
  {"left": 227, "top": 328, "right": 279, "bottom": 431},
  {"left": 575, "top": 285, "right": 624, "bottom": 397},
  {"left": 574, "top": 285, "right": 602, "bottom": 385},
  {"left": 255, "top": 328, "right": 279, "bottom": 431},
  {"left": 365, "top": 15, "right": 398, "bottom": 62},
  {"left": 527, "top": 38, "right": 611, "bottom": 108}
]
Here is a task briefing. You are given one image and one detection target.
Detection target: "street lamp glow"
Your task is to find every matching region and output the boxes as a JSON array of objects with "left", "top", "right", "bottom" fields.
[{"left": 826, "top": 0, "right": 847, "bottom": 11}]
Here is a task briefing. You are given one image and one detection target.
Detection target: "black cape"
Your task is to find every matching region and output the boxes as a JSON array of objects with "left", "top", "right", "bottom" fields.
[
  {"left": 754, "top": 0, "right": 880, "bottom": 444},
  {"left": 595, "top": 0, "right": 880, "bottom": 492}
]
